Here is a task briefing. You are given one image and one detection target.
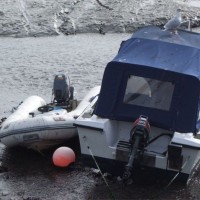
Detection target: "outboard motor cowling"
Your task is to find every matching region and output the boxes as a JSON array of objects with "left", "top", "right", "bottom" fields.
[{"left": 53, "top": 74, "right": 74, "bottom": 105}]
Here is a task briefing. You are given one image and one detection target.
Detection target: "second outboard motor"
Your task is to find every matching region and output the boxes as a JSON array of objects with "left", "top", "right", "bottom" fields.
[
  {"left": 52, "top": 74, "right": 74, "bottom": 105},
  {"left": 123, "top": 115, "right": 150, "bottom": 183}
]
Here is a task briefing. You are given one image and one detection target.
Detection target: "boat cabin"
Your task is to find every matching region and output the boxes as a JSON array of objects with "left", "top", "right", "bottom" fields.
[{"left": 94, "top": 26, "right": 200, "bottom": 133}]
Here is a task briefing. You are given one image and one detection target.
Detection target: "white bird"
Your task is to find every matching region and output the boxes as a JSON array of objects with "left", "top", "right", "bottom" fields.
[{"left": 164, "top": 8, "right": 182, "bottom": 34}]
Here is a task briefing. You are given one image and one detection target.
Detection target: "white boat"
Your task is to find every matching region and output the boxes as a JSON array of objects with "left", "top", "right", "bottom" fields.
[
  {"left": 74, "top": 26, "right": 200, "bottom": 184},
  {"left": 0, "top": 73, "right": 100, "bottom": 151}
]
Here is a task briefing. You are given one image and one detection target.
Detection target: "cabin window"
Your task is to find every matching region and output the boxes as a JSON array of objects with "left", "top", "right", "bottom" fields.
[{"left": 123, "top": 75, "right": 175, "bottom": 111}]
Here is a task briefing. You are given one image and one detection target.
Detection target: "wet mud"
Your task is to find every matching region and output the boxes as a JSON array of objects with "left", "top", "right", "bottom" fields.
[{"left": 0, "top": 138, "right": 199, "bottom": 200}]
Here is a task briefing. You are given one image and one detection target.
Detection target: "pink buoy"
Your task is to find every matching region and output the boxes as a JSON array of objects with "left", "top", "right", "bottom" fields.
[{"left": 52, "top": 147, "right": 75, "bottom": 167}]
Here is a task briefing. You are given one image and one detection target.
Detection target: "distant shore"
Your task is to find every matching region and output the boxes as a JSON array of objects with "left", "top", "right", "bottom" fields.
[{"left": 0, "top": 0, "right": 199, "bottom": 37}]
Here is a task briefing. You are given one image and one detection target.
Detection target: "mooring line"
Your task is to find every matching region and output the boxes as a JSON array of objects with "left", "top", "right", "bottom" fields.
[
  {"left": 36, "top": 148, "right": 52, "bottom": 162},
  {"left": 150, "top": 156, "right": 191, "bottom": 199},
  {"left": 83, "top": 136, "right": 116, "bottom": 200},
  {"left": 165, "top": 156, "right": 190, "bottom": 189}
]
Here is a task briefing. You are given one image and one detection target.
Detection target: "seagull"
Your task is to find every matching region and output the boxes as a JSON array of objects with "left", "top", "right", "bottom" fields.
[{"left": 163, "top": 8, "right": 182, "bottom": 34}]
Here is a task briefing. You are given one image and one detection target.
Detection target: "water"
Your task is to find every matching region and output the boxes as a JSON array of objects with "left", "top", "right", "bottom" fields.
[
  {"left": 0, "top": 34, "right": 129, "bottom": 117},
  {"left": 189, "top": 1, "right": 200, "bottom": 8},
  {"left": 0, "top": 33, "right": 200, "bottom": 199}
]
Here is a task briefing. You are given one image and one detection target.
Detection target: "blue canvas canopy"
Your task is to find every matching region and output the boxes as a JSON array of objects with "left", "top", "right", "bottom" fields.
[{"left": 94, "top": 26, "right": 200, "bottom": 133}]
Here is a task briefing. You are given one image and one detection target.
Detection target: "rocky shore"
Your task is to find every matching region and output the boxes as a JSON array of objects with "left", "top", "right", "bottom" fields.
[{"left": 0, "top": 0, "right": 199, "bottom": 37}]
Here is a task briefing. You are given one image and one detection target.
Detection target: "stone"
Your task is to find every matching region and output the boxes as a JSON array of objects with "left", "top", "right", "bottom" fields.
[{"left": 0, "top": 0, "right": 199, "bottom": 37}]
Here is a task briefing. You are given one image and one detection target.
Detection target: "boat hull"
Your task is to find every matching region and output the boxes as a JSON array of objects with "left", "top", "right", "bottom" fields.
[
  {"left": 0, "top": 110, "right": 77, "bottom": 150},
  {"left": 1, "top": 118, "right": 76, "bottom": 150},
  {"left": 76, "top": 118, "right": 200, "bottom": 184},
  {"left": 80, "top": 153, "right": 191, "bottom": 184}
]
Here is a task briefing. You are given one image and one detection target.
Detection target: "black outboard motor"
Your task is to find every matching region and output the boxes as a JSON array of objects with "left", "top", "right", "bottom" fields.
[
  {"left": 52, "top": 74, "right": 74, "bottom": 105},
  {"left": 123, "top": 115, "right": 150, "bottom": 182}
]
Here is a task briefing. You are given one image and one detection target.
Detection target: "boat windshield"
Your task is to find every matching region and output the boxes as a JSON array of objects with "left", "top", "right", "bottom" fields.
[{"left": 123, "top": 75, "right": 175, "bottom": 111}]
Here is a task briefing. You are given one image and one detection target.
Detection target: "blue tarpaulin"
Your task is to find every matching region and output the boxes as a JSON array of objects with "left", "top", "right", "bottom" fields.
[{"left": 94, "top": 26, "right": 200, "bottom": 133}]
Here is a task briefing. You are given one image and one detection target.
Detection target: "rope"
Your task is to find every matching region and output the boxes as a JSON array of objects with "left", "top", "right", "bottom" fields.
[
  {"left": 36, "top": 148, "right": 51, "bottom": 161},
  {"left": 150, "top": 156, "right": 190, "bottom": 199},
  {"left": 164, "top": 156, "right": 190, "bottom": 189},
  {"left": 83, "top": 136, "right": 116, "bottom": 200}
]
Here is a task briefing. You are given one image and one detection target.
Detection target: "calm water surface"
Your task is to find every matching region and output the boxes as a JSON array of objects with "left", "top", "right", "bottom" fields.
[{"left": 0, "top": 34, "right": 129, "bottom": 116}]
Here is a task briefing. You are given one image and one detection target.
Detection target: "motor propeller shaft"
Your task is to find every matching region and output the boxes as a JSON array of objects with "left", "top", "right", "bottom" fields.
[{"left": 123, "top": 115, "right": 150, "bottom": 183}]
